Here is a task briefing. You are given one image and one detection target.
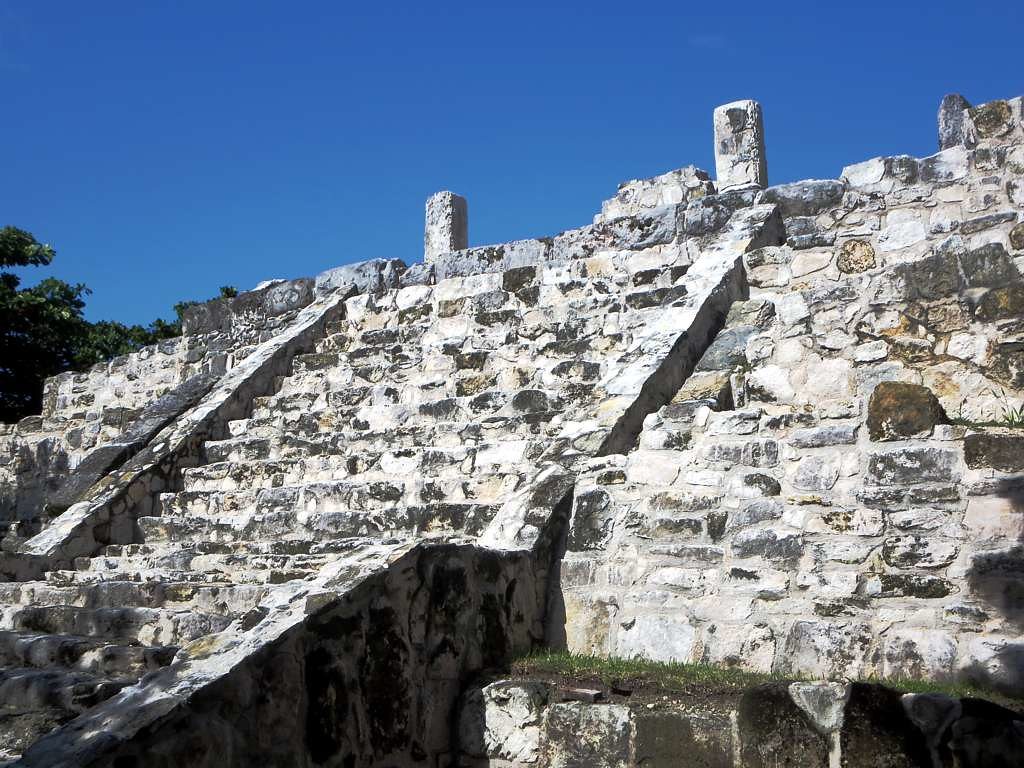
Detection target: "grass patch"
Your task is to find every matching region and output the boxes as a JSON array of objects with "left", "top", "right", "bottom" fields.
[
  {"left": 511, "top": 650, "right": 787, "bottom": 694},
  {"left": 953, "top": 389, "right": 1024, "bottom": 430},
  {"left": 512, "top": 650, "right": 1023, "bottom": 710}
]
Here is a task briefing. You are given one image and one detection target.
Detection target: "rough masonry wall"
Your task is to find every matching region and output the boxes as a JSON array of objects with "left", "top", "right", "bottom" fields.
[
  {"left": 17, "top": 542, "right": 549, "bottom": 768},
  {"left": 560, "top": 94, "right": 1024, "bottom": 696},
  {"left": 0, "top": 278, "right": 316, "bottom": 536},
  {"left": 459, "top": 678, "right": 1024, "bottom": 768},
  {"left": 1, "top": 91, "right": 1022, "bottom": 766}
]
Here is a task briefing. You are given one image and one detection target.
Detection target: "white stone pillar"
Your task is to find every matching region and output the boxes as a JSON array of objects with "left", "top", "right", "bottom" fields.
[
  {"left": 424, "top": 191, "right": 468, "bottom": 262},
  {"left": 713, "top": 100, "right": 768, "bottom": 191}
]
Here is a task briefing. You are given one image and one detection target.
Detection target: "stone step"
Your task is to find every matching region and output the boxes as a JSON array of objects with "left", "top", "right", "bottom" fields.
[
  {"left": 166, "top": 462, "right": 522, "bottom": 514},
  {"left": 72, "top": 551, "right": 336, "bottom": 585},
  {"left": 0, "top": 604, "right": 232, "bottom": 646},
  {"left": 218, "top": 410, "right": 560, "bottom": 459},
  {"left": 181, "top": 448, "right": 480, "bottom": 492},
  {"left": 138, "top": 501, "right": 500, "bottom": 544},
  {"left": 0, "top": 666, "right": 131, "bottom": 723},
  {"left": 0, "top": 630, "right": 176, "bottom": 678},
  {"left": 0, "top": 581, "right": 266, "bottom": 617}
]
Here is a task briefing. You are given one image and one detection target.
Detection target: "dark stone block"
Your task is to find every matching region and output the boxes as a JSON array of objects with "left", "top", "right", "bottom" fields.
[
  {"left": 695, "top": 326, "right": 755, "bottom": 372},
  {"left": 867, "top": 382, "right": 948, "bottom": 441},
  {"left": 634, "top": 710, "right": 733, "bottom": 768},
  {"left": 895, "top": 252, "right": 962, "bottom": 301},
  {"left": 737, "top": 683, "right": 829, "bottom": 767},
  {"left": 959, "top": 243, "right": 1020, "bottom": 287},
  {"left": 567, "top": 488, "right": 613, "bottom": 551},
  {"left": 840, "top": 683, "right": 931, "bottom": 768},
  {"left": 964, "top": 432, "right": 1024, "bottom": 472},
  {"left": 871, "top": 573, "right": 953, "bottom": 599},
  {"left": 939, "top": 93, "right": 973, "bottom": 150},
  {"left": 969, "top": 100, "right": 1014, "bottom": 139},
  {"left": 976, "top": 283, "right": 1024, "bottom": 323},
  {"left": 502, "top": 265, "right": 537, "bottom": 293},
  {"left": 757, "top": 179, "right": 846, "bottom": 218},
  {"left": 960, "top": 212, "right": 1018, "bottom": 236}
]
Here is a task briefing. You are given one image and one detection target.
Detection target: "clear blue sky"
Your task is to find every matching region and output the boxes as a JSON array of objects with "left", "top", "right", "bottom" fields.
[{"left": 2, "top": 1, "right": 1021, "bottom": 325}]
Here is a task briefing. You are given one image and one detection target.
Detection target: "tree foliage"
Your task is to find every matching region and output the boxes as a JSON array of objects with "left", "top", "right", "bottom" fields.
[{"left": 0, "top": 226, "right": 236, "bottom": 423}]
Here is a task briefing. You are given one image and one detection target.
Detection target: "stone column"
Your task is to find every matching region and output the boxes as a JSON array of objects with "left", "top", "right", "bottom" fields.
[
  {"left": 938, "top": 93, "right": 975, "bottom": 150},
  {"left": 424, "top": 191, "right": 468, "bottom": 262},
  {"left": 713, "top": 100, "right": 768, "bottom": 191}
]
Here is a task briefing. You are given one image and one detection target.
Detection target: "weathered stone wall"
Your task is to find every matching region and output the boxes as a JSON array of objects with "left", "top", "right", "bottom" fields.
[
  {"left": 0, "top": 278, "right": 316, "bottom": 536},
  {"left": 559, "top": 94, "right": 1024, "bottom": 696},
  {"left": 1, "top": 91, "right": 1022, "bottom": 766},
  {"left": 459, "top": 678, "right": 1024, "bottom": 768},
  {"left": 16, "top": 542, "right": 549, "bottom": 768}
]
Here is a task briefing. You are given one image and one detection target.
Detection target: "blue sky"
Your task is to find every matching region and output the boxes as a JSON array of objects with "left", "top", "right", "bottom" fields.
[{"left": 2, "top": 1, "right": 1021, "bottom": 325}]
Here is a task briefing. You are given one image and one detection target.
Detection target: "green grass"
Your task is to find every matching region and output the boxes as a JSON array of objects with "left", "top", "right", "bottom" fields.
[
  {"left": 511, "top": 650, "right": 787, "bottom": 693},
  {"left": 512, "top": 650, "right": 1023, "bottom": 710},
  {"left": 953, "top": 389, "right": 1024, "bottom": 430}
]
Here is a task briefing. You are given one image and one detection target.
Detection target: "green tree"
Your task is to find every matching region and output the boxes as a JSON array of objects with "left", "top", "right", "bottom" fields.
[{"left": 0, "top": 228, "right": 90, "bottom": 421}]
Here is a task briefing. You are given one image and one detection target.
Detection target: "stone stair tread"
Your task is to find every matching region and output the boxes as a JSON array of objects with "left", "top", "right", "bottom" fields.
[
  {"left": 0, "top": 629, "right": 177, "bottom": 676},
  {"left": 138, "top": 499, "right": 501, "bottom": 543},
  {"left": 0, "top": 666, "right": 134, "bottom": 717},
  {"left": 1, "top": 603, "right": 235, "bottom": 645}
]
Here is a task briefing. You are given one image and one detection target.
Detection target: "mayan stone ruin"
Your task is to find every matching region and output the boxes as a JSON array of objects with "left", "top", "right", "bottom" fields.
[{"left": 1, "top": 92, "right": 1023, "bottom": 767}]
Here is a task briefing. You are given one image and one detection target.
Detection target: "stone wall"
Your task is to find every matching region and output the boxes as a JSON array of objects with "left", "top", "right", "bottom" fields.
[
  {"left": 0, "top": 91, "right": 1022, "bottom": 765},
  {"left": 459, "top": 678, "right": 1024, "bottom": 767},
  {"left": 559, "top": 94, "right": 1024, "bottom": 696},
  {"left": 0, "top": 278, "right": 316, "bottom": 536},
  {"left": 17, "top": 542, "right": 548, "bottom": 768}
]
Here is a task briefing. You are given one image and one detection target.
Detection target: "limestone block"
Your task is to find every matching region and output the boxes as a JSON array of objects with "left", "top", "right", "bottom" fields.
[
  {"left": 713, "top": 100, "right": 768, "bottom": 191},
  {"left": 792, "top": 456, "right": 840, "bottom": 492},
  {"left": 866, "top": 446, "right": 960, "bottom": 486},
  {"left": 542, "top": 702, "right": 632, "bottom": 768},
  {"left": 882, "top": 630, "right": 957, "bottom": 680},
  {"left": 614, "top": 614, "right": 695, "bottom": 663},
  {"left": 459, "top": 681, "right": 549, "bottom": 762},
  {"left": 597, "top": 165, "right": 715, "bottom": 223},
  {"left": 731, "top": 526, "right": 804, "bottom": 565},
  {"left": 938, "top": 93, "right": 976, "bottom": 150},
  {"left": 780, "top": 620, "right": 880, "bottom": 679},
  {"left": 758, "top": 180, "right": 845, "bottom": 219},
  {"left": 424, "top": 190, "right": 468, "bottom": 262},
  {"left": 789, "top": 681, "right": 850, "bottom": 735},
  {"left": 882, "top": 535, "right": 959, "bottom": 569}
]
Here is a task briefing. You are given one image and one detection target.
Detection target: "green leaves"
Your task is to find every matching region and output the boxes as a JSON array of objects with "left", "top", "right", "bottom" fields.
[{"left": 0, "top": 226, "right": 56, "bottom": 268}]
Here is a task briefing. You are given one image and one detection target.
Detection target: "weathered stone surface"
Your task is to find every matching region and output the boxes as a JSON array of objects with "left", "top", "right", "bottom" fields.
[
  {"left": 5, "top": 90, "right": 1024, "bottom": 767},
  {"left": 544, "top": 702, "right": 632, "bottom": 768},
  {"left": 964, "top": 431, "right": 1024, "bottom": 472},
  {"left": 759, "top": 179, "right": 846, "bottom": 219},
  {"left": 837, "top": 238, "right": 876, "bottom": 273},
  {"left": 867, "top": 382, "right": 948, "bottom": 441},
  {"left": 459, "top": 680, "right": 548, "bottom": 762},
  {"left": 315, "top": 258, "right": 406, "bottom": 295},
  {"left": 866, "top": 446, "right": 959, "bottom": 485},
  {"left": 970, "top": 100, "right": 1014, "bottom": 139},
  {"left": 939, "top": 93, "right": 974, "bottom": 150},
  {"left": 424, "top": 190, "right": 468, "bottom": 261},
  {"left": 714, "top": 99, "right": 768, "bottom": 191},
  {"left": 737, "top": 683, "right": 829, "bottom": 767}
]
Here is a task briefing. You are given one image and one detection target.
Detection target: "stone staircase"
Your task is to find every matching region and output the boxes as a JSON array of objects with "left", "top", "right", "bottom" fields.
[{"left": 0, "top": 196, "right": 779, "bottom": 764}]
